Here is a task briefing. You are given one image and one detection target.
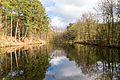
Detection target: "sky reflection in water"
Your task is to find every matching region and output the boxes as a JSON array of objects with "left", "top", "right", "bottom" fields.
[{"left": 44, "top": 50, "right": 97, "bottom": 80}]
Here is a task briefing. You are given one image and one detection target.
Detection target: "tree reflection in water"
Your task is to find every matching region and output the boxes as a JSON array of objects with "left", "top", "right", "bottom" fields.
[
  {"left": 0, "top": 44, "right": 120, "bottom": 80},
  {"left": 63, "top": 44, "right": 120, "bottom": 80},
  {"left": 45, "top": 44, "right": 120, "bottom": 80},
  {"left": 0, "top": 44, "right": 54, "bottom": 80}
]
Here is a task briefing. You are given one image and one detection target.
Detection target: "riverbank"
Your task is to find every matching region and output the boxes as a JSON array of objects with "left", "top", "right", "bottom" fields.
[
  {"left": 0, "top": 36, "right": 46, "bottom": 48},
  {"left": 0, "top": 43, "right": 45, "bottom": 54}
]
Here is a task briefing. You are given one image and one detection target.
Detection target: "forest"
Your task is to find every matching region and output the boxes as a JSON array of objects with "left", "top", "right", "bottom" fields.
[
  {"left": 54, "top": 0, "right": 120, "bottom": 47},
  {"left": 0, "top": 0, "right": 55, "bottom": 47},
  {"left": 0, "top": 0, "right": 120, "bottom": 48}
]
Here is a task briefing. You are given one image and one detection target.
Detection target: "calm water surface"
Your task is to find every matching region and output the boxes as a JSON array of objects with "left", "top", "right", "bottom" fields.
[{"left": 0, "top": 44, "right": 120, "bottom": 80}]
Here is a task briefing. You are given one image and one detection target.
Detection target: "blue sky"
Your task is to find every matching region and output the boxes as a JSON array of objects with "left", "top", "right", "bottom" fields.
[{"left": 39, "top": 0, "right": 99, "bottom": 28}]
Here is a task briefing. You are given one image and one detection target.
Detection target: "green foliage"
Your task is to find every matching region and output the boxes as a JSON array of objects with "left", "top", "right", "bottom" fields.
[
  {"left": 64, "top": 27, "right": 77, "bottom": 42},
  {"left": 67, "top": 23, "right": 74, "bottom": 30},
  {"left": 0, "top": 0, "right": 51, "bottom": 40}
]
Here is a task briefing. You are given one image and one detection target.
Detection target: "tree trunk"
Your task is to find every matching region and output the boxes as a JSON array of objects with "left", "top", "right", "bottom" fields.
[
  {"left": 34, "top": 27, "right": 36, "bottom": 39},
  {"left": 0, "top": 3, "right": 1, "bottom": 27},
  {"left": 118, "top": 26, "right": 120, "bottom": 45},
  {"left": 40, "top": 30, "right": 41, "bottom": 39},
  {"left": 0, "top": 11, "right": 1, "bottom": 27},
  {"left": 15, "top": 18, "right": 19, "bottom": 42},
  {"left": 107, "top": 17, "right": 110, "bottom": 45},
  {"left": 22, "top": 25, "right": 24, "bottom": 41},
  {"left": 18, "top": 28, "right": 20, "bottom": 42},
  {"left": 111, "top": 11, "right": 114, "bottom": 45},
  {"left": 11, "top": 14, "right": 13, "bottom": 40},
  {"left": 5, "top": 15, "right": 7, "bottom": 36},
  {"left": 15, "top": 48, "right": 18, "bottom": 68},
  {"left": 10, "top": 51, "right": 13, "bottom": 79},
  {"left": 110, "top": 0, "right": 114, "bottom": 45},
  {"left": 46, "top": 32, "right": 48, "bottom": 41},
  {"left": 24, "top": 27, "right": 28, "bottom": 41}
]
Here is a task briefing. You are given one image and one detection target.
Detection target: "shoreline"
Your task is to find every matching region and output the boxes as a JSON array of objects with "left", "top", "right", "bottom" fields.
[
  {"left": 75, "top": 42, "right": 120, "bottom": 49},
  {"left": 0, "top": 42, "right": 46, "bottom": 54},
  {"left": 0, "top": 36, "right": 46, "bottom": 48},
  {"left": 0, "top": 41, "right": 46, "bottom": 48}
]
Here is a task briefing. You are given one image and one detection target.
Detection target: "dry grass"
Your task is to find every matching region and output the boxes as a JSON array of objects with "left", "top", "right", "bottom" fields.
[{"left": 0, "top": 36, "right": 46, "bottom": 48}]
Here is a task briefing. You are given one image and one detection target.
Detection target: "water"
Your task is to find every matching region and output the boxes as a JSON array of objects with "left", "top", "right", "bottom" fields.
[{"left": 0, "top": 44, "right": 120, "bottom": 80}]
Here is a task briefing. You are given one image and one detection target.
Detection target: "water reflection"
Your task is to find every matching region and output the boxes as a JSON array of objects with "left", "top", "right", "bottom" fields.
[
  {"left": 0, "top": 44, "right": 54, "bottom": 80},
  {"left": 44, "top": 50, "right": 95, "bottom": 80},
  {"left": 63, "top": 44, "right": 120, "bottom": 80},
  {"left": 0, "top": 44, "right": 120, "bottom": 80},
  {"left": 45, "top": 44, "right": 120, "bottom": 80}
]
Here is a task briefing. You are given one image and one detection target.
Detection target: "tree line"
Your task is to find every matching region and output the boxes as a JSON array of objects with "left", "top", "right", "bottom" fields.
[
  {"left": 63, "top": 0, "right": 120, "bottom": 47},
  {"left": 0, "top": 0, "right": 54, "bottom": 42}
]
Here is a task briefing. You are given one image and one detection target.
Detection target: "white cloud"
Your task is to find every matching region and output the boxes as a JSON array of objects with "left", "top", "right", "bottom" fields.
[
  {"left": 51, "top": 16, "right": 67, "bottom": 27},
  {"left": 40, "top": 0, "right": 100, "bottom": 28}
]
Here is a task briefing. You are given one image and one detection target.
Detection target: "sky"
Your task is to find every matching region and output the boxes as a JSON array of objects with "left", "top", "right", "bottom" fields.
[{"left": 39, "top": 0, "right": 100, "bottom": 28}]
